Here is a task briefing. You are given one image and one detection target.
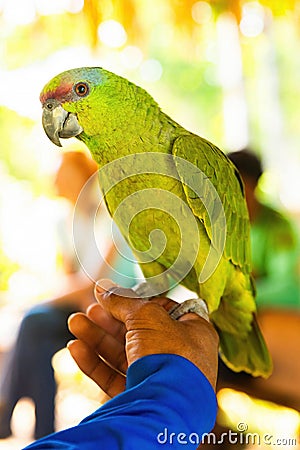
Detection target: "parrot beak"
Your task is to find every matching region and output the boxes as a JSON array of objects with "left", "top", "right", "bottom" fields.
[{"left": 42, "top": 99, "right": 83, "bottom": 147}]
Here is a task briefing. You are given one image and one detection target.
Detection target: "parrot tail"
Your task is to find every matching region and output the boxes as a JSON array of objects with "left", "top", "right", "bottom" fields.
[{"left": 217, "top": 315, "right": 273, "bottom": 378}]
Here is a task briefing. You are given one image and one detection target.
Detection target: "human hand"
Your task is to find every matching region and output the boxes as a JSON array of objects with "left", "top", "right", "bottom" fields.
[{"left": 67, "top": 280, "right": 218, "bottom": 398}]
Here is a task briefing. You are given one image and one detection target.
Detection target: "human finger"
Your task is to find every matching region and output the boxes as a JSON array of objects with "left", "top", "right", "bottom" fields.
[
  {"left": 67, "top": 339, "right": 126, "bottom": 398},
  {"left": 94, "top": 279, "right": 163, "bottom": 326},
  {"left": 94, "top": 280, "right": 218, "bottom": 388},
  {"left": 86, "top": 303, "right": 125, "bottom": 343},
  {"left": 95, "top": 280, "right": 209, "bottom": 325},
  {"left": 68, "top": 312, "right": 127, "bottom": 374}
]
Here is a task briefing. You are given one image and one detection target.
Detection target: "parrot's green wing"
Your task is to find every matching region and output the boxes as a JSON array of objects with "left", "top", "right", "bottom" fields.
[
  {"left": 173, "top": 134, "right": 272, "bottom": 378},
  {"left": 172, "top": 134, "right": 251, "bottom": 274}
]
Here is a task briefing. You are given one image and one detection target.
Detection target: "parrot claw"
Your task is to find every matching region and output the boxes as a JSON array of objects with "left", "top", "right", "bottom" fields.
[
  {"left": 169, "top": 298, "right": 209, "bottom": 322},
  {"left": 133, "top": 281, "right": 168, "bottom": 299}
]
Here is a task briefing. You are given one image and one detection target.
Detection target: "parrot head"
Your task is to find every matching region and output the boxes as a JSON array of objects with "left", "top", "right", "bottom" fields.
[
  {"left": 40, "top": 67, "right": 113, "bottom": 147},
  {"left": 40, "top": 67, "right": 155, "bottom": 148}
]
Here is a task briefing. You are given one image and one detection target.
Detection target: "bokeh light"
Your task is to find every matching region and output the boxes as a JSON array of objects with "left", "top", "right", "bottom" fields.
[
  {"left": 2, "top": 0, "right": 36, "bottom": 25},
  {"left": 218, "top": 389, "right": 300, "bottom": 446},
  {"left": 240, "top": 2, "right": 265, "bottom": 37},
  {"left": 140, "top": 59, "right": 163, "bottom": 82},
  {"left": 119, "top": 45, "right": 143, "bottom": 69},
  {"left": 98, "top": 20, "right": 127, "bottom": 48},
  {"left": 191, "top": 1, "right": 213, "bottom": 24},
  {"left": 36, "top": 0, "right": 84, "bottom": 15}
]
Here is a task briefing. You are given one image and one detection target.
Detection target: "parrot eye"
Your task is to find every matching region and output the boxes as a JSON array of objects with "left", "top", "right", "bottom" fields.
[{"left": 74, "top": 82, "right": 89, "bottom": 97}]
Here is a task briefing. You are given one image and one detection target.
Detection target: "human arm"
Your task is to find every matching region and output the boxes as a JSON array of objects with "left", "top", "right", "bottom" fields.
[
  {"left": 68, "top": 280, "right": 218, "bottom": 390},
  {"left": 23, "top": 281, "right": 218, "bottom": 449}
]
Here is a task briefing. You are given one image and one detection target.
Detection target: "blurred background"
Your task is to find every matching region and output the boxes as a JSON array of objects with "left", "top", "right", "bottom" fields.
[{"left": 0, "top": 0, "right": 299, "bottom": 448}]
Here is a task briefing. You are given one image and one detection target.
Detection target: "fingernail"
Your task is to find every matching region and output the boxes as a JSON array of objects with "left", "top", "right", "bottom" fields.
[
  {"left": 95, "top": 279, "right": 117, "bottom": 295},
  {"left": 67, "top": 340, "right": 75, "bottom": 348}
]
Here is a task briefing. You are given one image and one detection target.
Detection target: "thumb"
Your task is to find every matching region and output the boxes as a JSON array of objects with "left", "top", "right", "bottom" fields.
[{"left": 94, "top": 279, "right": 149, "bottom": 324}]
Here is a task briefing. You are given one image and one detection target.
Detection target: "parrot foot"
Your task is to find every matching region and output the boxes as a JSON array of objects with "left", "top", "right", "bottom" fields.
[
  {"left": 132, "top": 281, "right": 168, "bottom": 299},
  {"left": 169, "top": 298, "right": 209, "bottom": 322}
]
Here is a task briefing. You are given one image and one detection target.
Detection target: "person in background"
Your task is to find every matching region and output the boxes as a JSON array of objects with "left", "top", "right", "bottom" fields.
[
  {"left": 0, "top": 151, "right": 138, "bottom": 440},
  {"left": 227, "top": 149, "right": 300, "bottom": 310},
  {"left": 23, "top": 281, "right": 219, "bottom": 450}
]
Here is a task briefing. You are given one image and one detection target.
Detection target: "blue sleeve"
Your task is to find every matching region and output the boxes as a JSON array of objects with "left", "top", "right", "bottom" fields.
[{"left": 23, "top": 354, "right": 217, "bottom": 449}]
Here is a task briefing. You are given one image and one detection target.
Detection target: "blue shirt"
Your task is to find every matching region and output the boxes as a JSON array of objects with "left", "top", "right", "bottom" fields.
[{"left": 23, "top": 354, "right": 217, "bottom": 449}]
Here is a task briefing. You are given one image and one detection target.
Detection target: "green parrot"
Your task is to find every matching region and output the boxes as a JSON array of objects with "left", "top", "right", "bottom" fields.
[{"left": 40, "top": 67, "right": 272, "bottom": 377}]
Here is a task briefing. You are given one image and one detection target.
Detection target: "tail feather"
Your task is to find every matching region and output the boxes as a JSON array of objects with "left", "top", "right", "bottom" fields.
[{"left": 217, "top": 315, "right": 273, "bottom": 378}]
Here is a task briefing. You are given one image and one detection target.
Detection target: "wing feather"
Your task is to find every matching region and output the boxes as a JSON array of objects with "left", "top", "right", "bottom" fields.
[{"left": 172, "top": 134, "right": 251, "bottom": 273}]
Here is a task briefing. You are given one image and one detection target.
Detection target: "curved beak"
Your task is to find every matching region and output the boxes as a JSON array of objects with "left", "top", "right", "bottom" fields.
[{"left": 42, "top": 99, "right": 83, "bottom": 147}]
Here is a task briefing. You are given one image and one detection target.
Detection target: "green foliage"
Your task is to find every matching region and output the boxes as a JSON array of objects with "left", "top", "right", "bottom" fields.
[
  {"left": 160, "top": 57, "right": 223, "bottom": 142},
  {"left": 0, "top": 107, "right": 53, "bottom": 194},
  {"left": 0, "top": 107, "right": 54, "bottom": 293},
  {"left": 0, "top": 108, "right": 33, "bottom": 176},
  {"left": 4, "top": 14, "right": 90, "bottom": 70}
]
